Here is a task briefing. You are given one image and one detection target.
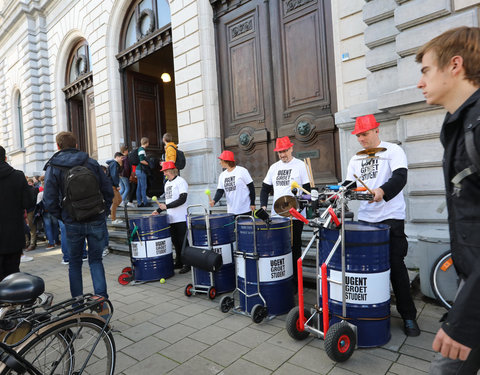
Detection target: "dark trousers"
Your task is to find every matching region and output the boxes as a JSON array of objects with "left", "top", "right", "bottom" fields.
[
  {"left": 0, "top": 251, "right": 22, "bottom": 281},
  {"left": 292, "top": 220, "right": 304, "bottom": 285},
  {"left": 365, "top": 219, "right": 417, "bottom": 320},
  {"left": 170, "top": 221, "right": 188, "bottom": 265}
]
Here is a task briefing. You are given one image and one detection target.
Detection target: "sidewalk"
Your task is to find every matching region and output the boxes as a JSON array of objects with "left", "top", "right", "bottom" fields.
[{"left": 20, "top": 246, "right": 444, "bottom": 375}]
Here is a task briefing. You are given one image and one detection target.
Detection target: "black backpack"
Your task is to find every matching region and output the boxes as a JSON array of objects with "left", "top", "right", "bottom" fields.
[
  {"left": 127, "top": 148, "right": 140, "bottom": 166},
  {"left": 57, "top": 162, "right": 105, "bottom": 221},
  {"left": 168, "top": 145, "right": 186, "bottom": 170}
]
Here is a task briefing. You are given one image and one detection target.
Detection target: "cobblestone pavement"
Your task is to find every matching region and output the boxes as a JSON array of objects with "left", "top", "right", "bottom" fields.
[{"left": 20, "top": 245, "right": 444, "bottom": 375}]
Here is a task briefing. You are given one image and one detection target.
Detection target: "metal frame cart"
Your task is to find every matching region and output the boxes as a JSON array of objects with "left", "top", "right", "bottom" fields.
[
  {"left": 184, "top": 205, "right": 218, "bottom": 300},
  {"left": 219, "top": 215, "right": 270, "bottom": 324},
  {"left": 285, "top": 185, "right": 373, "bottom": 362},
  {"left": 118, "top": 205, "right": 140, "bottom": 285}
]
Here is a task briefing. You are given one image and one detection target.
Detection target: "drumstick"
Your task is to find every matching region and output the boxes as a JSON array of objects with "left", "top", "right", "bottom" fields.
[
  {"left": 291, "top": 181, "right": 310, "bottom": 195},
  {"left": 304, "top": 159, "right": 312, "bottom": 185},
  {"left": 353, "top": 174, "right": 375, "bottom": 195},
  {"left": 204, "top": 189, "right": 212, "bottom": 202},
  {"left": 307, "top": 158, "right": 315, "bottom": 187}
]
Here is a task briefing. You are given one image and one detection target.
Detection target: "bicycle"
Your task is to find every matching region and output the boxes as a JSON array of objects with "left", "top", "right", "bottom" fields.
[
  {"left": 0, "top": 272, "right": 115, "bottom": 374},
  {"left": 430, "top": 250, "right": 459, "bottom": 310}
]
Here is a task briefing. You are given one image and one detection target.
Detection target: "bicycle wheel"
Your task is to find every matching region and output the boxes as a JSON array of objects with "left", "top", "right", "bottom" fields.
[
  {"left": 430, "top": 251, "right": 458, "bottom": 310},
  {"left": 6, "top": 316, "right": 115, "bottom": 375}
]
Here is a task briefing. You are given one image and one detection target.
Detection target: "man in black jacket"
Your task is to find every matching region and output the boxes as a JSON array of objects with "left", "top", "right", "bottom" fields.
[
  {"left": 417, "top": 26, "right": 480, "bottom": 374},
  {"left": 0, "top": 146, "right": 35, "bottom": 280}
]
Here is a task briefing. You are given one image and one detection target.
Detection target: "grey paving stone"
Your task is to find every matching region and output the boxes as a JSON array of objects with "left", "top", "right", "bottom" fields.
[
  {"left": 215, "top": 314, "right": 255, "bottom": 331},
  {"left": 273, "top": 362, "right": 320, "bottom": 375},
  {"left": 417, "top": 313, "right": 442, "bottom": 334},
  {"left": 122, "top": 353, "right": 178, "bottom": 374},
  {"left": 267, "top": 328, "right": 314, "bottom": 351},
  {"left": 398, "top": 344, "right": 436, "bottom": 362},
  {"left": 288, "top": 345, "right": 335, "bottom": 374},
  {"left": 404, "top": 331, "right": 436, "bottom": 352},
  {"left": 111, "top": 351, "right": 139, "bottom": 373},
  {"left": 112, "top": 332, "right": 135, "bottom": 351},
  {"left": 228, "top": 326, "right": 273, "bottom": 349},
  {"left": 182, "top": 311, "right": 222, "bottom": 329},
  {"left": 167, "top": 355, "right": 224, "bottom": 375},
  {"left": 252, "top": 321, "right": 283, "bottom": 336},
  {"left": 243, "top": 342, "right": 295, "bottom": 371},
  {"left": 189, "top": 325, "right": 235, "bottom": 345},
  {"left": 118, "top": 309, "right": 157, "bottom": 326},
  {"left": 150, "top": 311, "right": 190, "bottom": 328},
  {"left": 156, "top": 323, "right": 198, "bottom": 344},
  {"left": 219, "top": 358, "right": 271, "bottom": 375},
  {"left": 388, "top": 362, "right": 428, "bottom": 374},
  {"left": 200, "top": 339, "right": 250, "bottom": 367},
  {"left": 120, "top": 321, "right": 163, "bottom": 342},
  {"left": 160, "top": 337, "right": 209, "bottom": 363},
  {"left": 397, "top": 354, "right": 431, "bottom": 372},
  {"left": 327, "top": 367, "right": 360, "bottom": 375},
  {"left": 336, "top": 350, "right": 392, "bottom": 375},
  {"left": 383, "top": 318, "right": 407, "bottom": 352},
  {"left": 364, "top": 347, "right": 399, "bottom": 362},
  {"left": 175, "top": 302, "right": 211, "bottom": 317},
  {"left": 122, "top": 331, "right": 169, "bottom": 357}
]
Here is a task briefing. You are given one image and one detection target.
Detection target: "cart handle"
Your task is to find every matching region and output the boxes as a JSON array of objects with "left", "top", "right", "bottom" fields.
[
  {"left": 297, "top": 257, "right": 305, "bottom": 331},
  {"left": 288, "top": 207, "right": 309, "bottom": 224},
  {"left": 321, "top": 263, "right": 329, "bottom": 333}
]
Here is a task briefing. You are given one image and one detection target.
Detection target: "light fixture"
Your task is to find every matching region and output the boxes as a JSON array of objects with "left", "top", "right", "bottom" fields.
[{"left": 161, "top": 73, "right": 171, "bottom": 83}]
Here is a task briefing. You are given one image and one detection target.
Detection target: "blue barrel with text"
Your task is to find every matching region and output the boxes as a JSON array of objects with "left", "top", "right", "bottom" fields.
[
  {"left": 236, "top": 218, "right": 295, "bottom": 315},
  {"left": 320, "top": 221, "right": 391, "bottom": 347},
  {"left": 190, "top": 213, "right": 236, "bottom": 293},
  {"left": 129, "top": 214, "right": 174, "bottom": 282}
]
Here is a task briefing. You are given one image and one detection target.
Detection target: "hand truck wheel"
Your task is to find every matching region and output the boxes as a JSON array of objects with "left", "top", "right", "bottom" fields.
[
  {"left": 118, "top": 273, "right": 132, "bottom": 285},
  {"left": 324, "top": 321, "right": 356, "bottom": 362},
  {"left": 219, "top": 295, "right": 234, "bottom": 313},
  {"left": 251, "top": 304, "right": 267, "bottom": 324},
  {"left": 184, "top": 283, "right": 194, "bottom": 297},
  {"left": 122, "top": 266, "right": 133, "bottom": 274},
  {"left": 285, "top": 306, "right": 311, "bottom": 340},
  {"left": 208, "top": 286, "right": 217, "bottom": 300}
]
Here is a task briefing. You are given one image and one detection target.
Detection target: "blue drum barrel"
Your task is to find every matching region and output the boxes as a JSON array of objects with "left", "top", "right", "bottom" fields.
[
  {"left": 190, "top": 213, "right": 236, "bottom": 293},
  {"left": 320, "top": 221, "right": 391, "bottom": 347},
  {"left": 129, "top": 214, "right": 174, "bottom": 282},
  {"left": 236, "top": 218, "right": 294, "bottom": 315}
]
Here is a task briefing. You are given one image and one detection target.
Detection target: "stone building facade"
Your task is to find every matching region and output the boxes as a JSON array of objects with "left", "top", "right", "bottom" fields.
[{"left": 1, "top": 0, "right": 479, "bottom": 262}]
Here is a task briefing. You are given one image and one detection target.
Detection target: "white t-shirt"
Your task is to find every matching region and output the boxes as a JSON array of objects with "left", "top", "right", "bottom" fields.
[
  {"left": 217, "top": 166, "right": 253, "bottom": 215},
  {"left": 164, "top": 176, "right": 188, "bottom": 224},
  {"left": 346, "top": 141, "right": 407, "bottom": 222},
  {"left": 263, "top": 157, "right": 310, "bottom": 217}
]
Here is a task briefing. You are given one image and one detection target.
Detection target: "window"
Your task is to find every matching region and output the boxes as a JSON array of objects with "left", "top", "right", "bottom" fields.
[{"left": 65, "top": 40, "right": 92, "bottom": 85}]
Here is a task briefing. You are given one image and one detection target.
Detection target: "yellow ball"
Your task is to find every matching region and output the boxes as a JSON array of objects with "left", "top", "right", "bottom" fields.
[
  {"left": 160, "top": 278, "right": 166, "bottom": 284},
  {"left": 152, "top": 196, "right": 157, "bottom": 201},
  {"left": 205, "top": 189, "right": 211, "bottom": 195}
]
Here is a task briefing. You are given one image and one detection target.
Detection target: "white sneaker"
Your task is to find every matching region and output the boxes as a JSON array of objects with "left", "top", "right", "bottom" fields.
[
  {"left": 61, "top": 260, "right": 69, "bottom": 265},
  {"left": 126, "top": 202, "right": 134, "bottom": 207},
  {"left": 118, "top": 201, "right": 124, "bottom": 207},
  {"left": 112, "top": 219, "right": 124, "bottom": 224},
  {"left": 102, "top": 249, "right": 109, "bottom": 257},
  {"left": 21, "top": 255, "right": 33, "bottom": 263}
]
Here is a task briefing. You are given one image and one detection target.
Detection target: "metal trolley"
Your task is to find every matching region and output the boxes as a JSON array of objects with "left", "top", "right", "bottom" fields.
[{"left": 219, "top": 215, "right": 270, "bottom": 324}]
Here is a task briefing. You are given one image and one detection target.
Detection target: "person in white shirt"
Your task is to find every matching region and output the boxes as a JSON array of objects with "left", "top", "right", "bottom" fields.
[
  {"left": 209, "top": 150, "right": 255, "bottom": 216},
  {"left": 260, "top": 136, "right": 310, "bottom": 286},
  {"left": 344, "top": 114, "right": 419, "bottom": 337},
  {"left": 152, "top": 161, "right": 189, "bottom": 274}
]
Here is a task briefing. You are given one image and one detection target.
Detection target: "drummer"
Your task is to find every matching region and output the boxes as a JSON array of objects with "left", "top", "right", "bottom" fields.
[
  {"left": 152, "top": 161, "right": 190, "bottom": 274},
  {"left": 209, "top": 150, "right": 256, "bottom": 216},
  {"left": 260, "top": 136, "right": 310, "bottom": 286},
  {"left": 344, "top": 114, "right": 419, "bottom": 337}
]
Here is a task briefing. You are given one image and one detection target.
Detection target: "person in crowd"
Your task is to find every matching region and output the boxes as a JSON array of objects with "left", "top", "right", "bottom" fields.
[
  {"left": 260, "top": 136, "right": 310, "bottom": 286},
  {"left": 119, "top": 145, "right": 132, "bottom": 207},
  {"left": 416, "top": 26, "right": 480, "bottom": 374},
  {"left": 43, "top": 131, "right": 113, "bottom": 299},
  {"left": 209, "top": 150, "right": 255, "bottom": 216},
  {"left": 39, "top": 179, "right": 60, "bottom": 248},
  {"left": 25, "top": 178, "right": 39, "bottom": 251},
  {"left": 152, "top": 161, "right": 189, "bottom": 274},
  {"left": 162, "top": 133, "right": 177, "bottom": 164},
  {"left": 0, "top": 146, "right": 35, "bottom": 278},
  {"left": 136, "top": 137, "right": 151, "bottom": 207},
  {"left": 107, "top": 152, "right": 124, "bottom": 224},
  {"left": 344, "top": 114, "right": 419, "bottom": 337}
]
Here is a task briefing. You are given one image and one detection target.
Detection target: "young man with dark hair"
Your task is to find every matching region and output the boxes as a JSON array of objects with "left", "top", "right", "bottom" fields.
[
  {"left": 107, "top": 152, "right": 124, "bottom": 224},
  {"left": 417, "top": 26, "right": 480, "bottom": 374},
  {"left": 0, "top": 146, "right": 35, "bottom": 279},
  {"left": 43, "top": 131, "right": 113, "bottom": 299},
  {"left": 136, "top": 137, "right": 151, "bottom": 207}
]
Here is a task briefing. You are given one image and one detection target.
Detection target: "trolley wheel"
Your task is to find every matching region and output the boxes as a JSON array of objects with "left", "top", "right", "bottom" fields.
[
  {"left": 219, "top": 295, "right": 234, "bottom": 313},
  {"left": 324, "top": 322, "right": 356, "bottom": 362},
  {"left": 122, "top": 266, "right": 133, "bottom": 274},
  {"left": 251, "top": 304, "right": 267, "bottom": 324},
  {"left": 285, "top": 306, "right": 312, "bottom": 340},
  {"left": 208, "top": 286, "right": 217, "bottom": 300},
  {"left": 118, "top": 273, "right": 132, "bottom": 285},
  {"left": 184, "top": 283, "right": 194, "bottom": 297}
]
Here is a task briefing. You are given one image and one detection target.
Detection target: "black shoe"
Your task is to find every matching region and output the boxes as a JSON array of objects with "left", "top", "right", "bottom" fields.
[
  {"left": 403, "top": 319, "right": 420, "bottom": 337},
  {"left": 179, "top": 265, "right": 190, "bottom": 274},
  {"left": 137, "top": 203, "right": 144, "bottom": 207},
  {"left": 144, "top": 203, "right": 152, "bottom": 207},
  {"left": 174, "top": 263, "right": 183, "bottom": 269}
]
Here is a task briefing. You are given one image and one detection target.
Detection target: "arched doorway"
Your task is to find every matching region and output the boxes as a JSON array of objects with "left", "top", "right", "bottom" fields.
[
  {"left": 116, "top": 0, "right": 177, "bottom": 159},
  {"left": 63, "top": 39, "right": 98, "bottom": 159}
]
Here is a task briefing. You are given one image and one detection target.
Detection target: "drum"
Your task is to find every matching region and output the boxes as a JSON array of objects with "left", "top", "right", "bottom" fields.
[
  {"left": 129, "top": 214, "right": 174, "bottom": 282},
  {"left": 320, "top": 221, "right": 391, "bottom": 347},
  {"left": 236, "top": 218, "right": 294, "bottom": 315},
  {"left": 190, "top": 213, "right": 236, "bottom": 293}
]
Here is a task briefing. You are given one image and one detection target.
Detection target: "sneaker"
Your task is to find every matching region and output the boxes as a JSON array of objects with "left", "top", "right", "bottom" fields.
[
  {"left": 118, "top": 201, "right": 124, "bottom": 207},
  {"left": 403, "top": 319, "right": 420, "bottom": 337},
  {"left": 46, "top": 244, "right": 55, "bottom": 249},
  {"left": 112, "top": 219, "right": 124, "bottom": 224},
  {"left": 82, "top": 256, "right": 88, "bottom": 262},
  {"left": 143, "top": 203, "right": 152, "bottom": 207},
  {"left": 26, "top": 245, "right": 36, "bottom": 251},
  {"left": 61, "top": 260, "right": 69, "bottom": 265},
  {"left": 55, "top": 241, "right": 61, "bottom": 246},
  {"left": 179, "top": 265, "right": 190, "bottom": 274},
  {"left": 21, "top": 255, "right": 33, "bottom": 263},
  {"left": 137, "top": 203, "right": 144, "bottom": 208},
  {"left": 126, "top": 202, "right": 134, "bottom": 207},
  {"left": 102, "top": 249, "right": 109, "bottom": 257}
]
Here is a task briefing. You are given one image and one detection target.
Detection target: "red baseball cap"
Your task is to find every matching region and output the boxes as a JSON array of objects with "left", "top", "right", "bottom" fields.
[
  {"left": 273, "top": 136, "right": 294, "bottom": 152},
  {"left": 218, "top": 150, "right": 235, "bottom": 162},
  {"left": 351, "top": 114, "right": 379, "bottom": 135},
  {"left": 161, "top": 161, "right": 176, "bottom": 171}
]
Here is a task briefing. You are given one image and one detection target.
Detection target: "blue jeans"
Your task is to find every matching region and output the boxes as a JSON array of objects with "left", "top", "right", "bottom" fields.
[
  {"left": 59, "top": 220, "right": 87, "bottom": 262},
  {"left": 43, "top": 211, "right": 60, "bottom": 245},
  {"left": 64, "top": 219, "right": 108, "bottom": 298},
  {"left": 119, "top": 176, "right": 130, "bottom": 202},
  {"left": 136, "top": 168, "right": 148, "bottom": 205}
]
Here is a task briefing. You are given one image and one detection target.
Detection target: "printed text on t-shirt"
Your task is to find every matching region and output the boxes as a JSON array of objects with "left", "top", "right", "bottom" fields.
[
  {"left": 360, "top": 159, "right": 378, "bottom": 181},
  {"left": 224, "top": 176, "right": 236, "bottom": 192},
  {"left": 165, "top": 185, "right": 173, "bottom": 200},
  {"left": 276, "top": 169, "right": 292, "bottom": 186}
]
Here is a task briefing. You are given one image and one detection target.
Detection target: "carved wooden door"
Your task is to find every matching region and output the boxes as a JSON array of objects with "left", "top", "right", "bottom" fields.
[{"left": 212, "top": 0, "right": 340, "bottom": 185}]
